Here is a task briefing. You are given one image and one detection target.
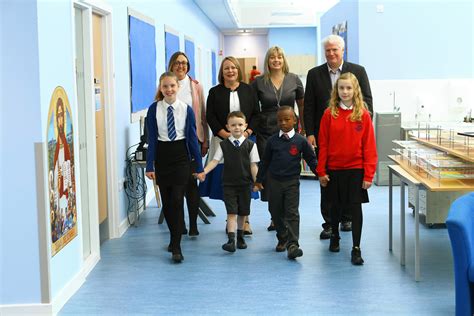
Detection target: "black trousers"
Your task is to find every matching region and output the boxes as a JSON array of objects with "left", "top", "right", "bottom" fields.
[
  {"left": 268, "top": 176, "right": 300, "bottom": 248},
  {"left": 158, "top": 182, "right": 187, "bottom": 254}
]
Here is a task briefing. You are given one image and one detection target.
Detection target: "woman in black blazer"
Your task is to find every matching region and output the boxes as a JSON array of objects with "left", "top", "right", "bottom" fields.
[{"left": 200, "top": 56, "right": 260, "bottom": 233}]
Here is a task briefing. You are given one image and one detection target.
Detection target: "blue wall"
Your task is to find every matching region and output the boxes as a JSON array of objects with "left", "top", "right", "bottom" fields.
[
  {"left": 268, "top": 27, "right": 317, "bottom": 56},
  {"left": 358, "top": 0, "right": 473, "bottom": 79},
  {"left": 0, "top": 0, "right": 43, "bottom": 304},
  {"left": 321, "top": 0, "right": 473, "bottom": 80},
  {"left": 320, "top": 0, "right": 359, "bottom": 64}
]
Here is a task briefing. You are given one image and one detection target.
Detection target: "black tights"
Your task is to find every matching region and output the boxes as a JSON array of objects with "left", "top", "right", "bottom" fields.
[
  {"left": 330, "top": 203, "right": 363, "bottom": 247},
  {"left": 159, "top": 183, "right": 186, "bottom": 254}
]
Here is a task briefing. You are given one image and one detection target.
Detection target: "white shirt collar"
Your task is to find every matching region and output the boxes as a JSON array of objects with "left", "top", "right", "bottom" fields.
[
  {"left": 164, "top": 99, "right": 178, "bottom": 110},
  {"left": 279, "top": 129, "right": 295, "bottom": 138},
  {"left": 229, "top": 135, "right": 246, "bottom": 145},
  {"left": 339, "top": 101, "right": 353, "bottom": 110},
  {"left": 327, "top": 60, "right": 344, "bottom": 73}
]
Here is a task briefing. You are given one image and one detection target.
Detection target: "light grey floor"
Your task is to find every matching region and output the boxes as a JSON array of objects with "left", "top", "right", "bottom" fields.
[{"left": 60, "top": 180, "right": 455, "bottom": 315}]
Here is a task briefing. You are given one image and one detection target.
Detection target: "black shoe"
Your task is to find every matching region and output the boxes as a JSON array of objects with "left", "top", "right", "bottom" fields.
[
  {"left": 189, "top": 227, "right": 199, "bottom": 237},
  {"left": 237, "top": 230, "right": 247, "bottom": 249},
  {"left": 320, "top": 226, "right": 332, "bottom": 239},
  {"left": 182, "top": 228, "right": 188, "bottom": 235},
  {"left": 287, "top": 245, "right": 303, "bottom": 259},
  {"left": 222, "top": 233, "right": 236, "bottom": 252},
  {"left": 267, "top": 221, "right": 276, "bottom": 231},
  {"left": 171, "top": 253, "right": 184, "bottom": 263},
  {"left": 340, "top": 221, "right": 352, "bottom": 232},
  {"left": 222, "top": 240, "right": 236, "bottom": 252},
  {"left": 275, "top": 240, "right": 287, "bottom": 252},
  {"left": 329, "top": 235, "right": 340, "bottom": 252},
  {"left": 243, "top": 221, "right": 252, "bottom": 235},
  {"left": 351, "top": 247, "right": 364, "bottom": 265}
]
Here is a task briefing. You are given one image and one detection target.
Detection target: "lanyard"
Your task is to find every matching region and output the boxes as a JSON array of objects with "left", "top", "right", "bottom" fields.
[{"left": 273, "top": 82, "right": 284, "bottom": 107}]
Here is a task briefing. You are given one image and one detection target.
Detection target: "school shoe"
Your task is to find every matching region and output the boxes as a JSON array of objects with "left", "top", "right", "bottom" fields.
[
  {"left": 236, "top": 230, "right": 247, "bottom": 249},
  {"left": 351, "top": 247, "right": 364, "bottom": 265},
  {"left": 320, "top": 226, "right": 332, "bottom": 239},
  {"left": 340, "top": 221, "right": 352, "bottom": 232},
  {"left": 275, "top": 240, "right": 287, "bottom": 252},
  {"left": 287, "top": 244, "right": 303, "bottom": 259},
  {"left": 267, "top": 221, "right": 276, "bottom": 231},
  {"left": 329, "top": 235, "right": 340, "bottom": 252},
  {"left": 189, "top": 226, "right": 199, "bottom": 237},
  {"left": 243, "top": 220, "right": 253, "bottom": 235},
  {"left": 171, "top": 252, "right": 184, "bottom": 263},
  {"left": 222, "top": 232, "right": 236, "bottom": 252}
]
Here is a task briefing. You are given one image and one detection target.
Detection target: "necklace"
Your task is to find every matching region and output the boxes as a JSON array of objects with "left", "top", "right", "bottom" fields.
[{"left": 272, "top": 79, "right": 284, "bottom": 107}]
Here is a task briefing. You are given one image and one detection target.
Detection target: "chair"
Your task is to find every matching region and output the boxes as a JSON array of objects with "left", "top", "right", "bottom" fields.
[{"left": 446, "top": 193, "right": 474, "bottom": 316}]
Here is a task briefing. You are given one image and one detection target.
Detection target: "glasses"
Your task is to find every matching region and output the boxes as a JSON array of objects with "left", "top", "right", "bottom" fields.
[{"left": 173, "top": 61, "right": 188, "bottom": 67}]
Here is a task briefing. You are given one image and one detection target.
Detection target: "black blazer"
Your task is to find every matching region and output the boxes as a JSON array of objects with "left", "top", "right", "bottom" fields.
[
  {"left": 206, "top": 82, "right": 260, "bottom": 137},
  {"left": 303, "top": 62, "right": 373, "bottom": 138}
]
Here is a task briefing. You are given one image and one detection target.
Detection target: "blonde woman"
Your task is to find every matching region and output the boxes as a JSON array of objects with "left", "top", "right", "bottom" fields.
[{"left": 251, "top": 46, "right": 304, "bottom": 231}]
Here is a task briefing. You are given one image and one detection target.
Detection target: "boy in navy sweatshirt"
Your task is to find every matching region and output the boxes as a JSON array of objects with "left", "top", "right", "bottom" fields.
[{"left": 254, "top": 106, "right": 317, "bottom": 259}]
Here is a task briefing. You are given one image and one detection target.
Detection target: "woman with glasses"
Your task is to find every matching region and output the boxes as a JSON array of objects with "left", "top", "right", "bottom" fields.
[
  {"left": 167, "top": 51, "right": 209, "bottom": 237},
  {"left": 200, "top": 56, "right": 260, "bottom": 235}
]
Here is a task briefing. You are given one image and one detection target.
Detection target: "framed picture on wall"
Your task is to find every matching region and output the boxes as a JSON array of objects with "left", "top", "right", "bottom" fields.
[{"left": 332, "top": 21, "right": 347, "bottom": 61}]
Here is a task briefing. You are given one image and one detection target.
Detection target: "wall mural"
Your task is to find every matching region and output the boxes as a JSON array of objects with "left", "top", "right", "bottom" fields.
[{"left": 47, "top": 86, "right": 77, "bottom": 256}]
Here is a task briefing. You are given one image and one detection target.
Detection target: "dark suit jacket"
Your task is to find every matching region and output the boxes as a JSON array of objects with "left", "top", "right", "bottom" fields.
[
  {"left": 303, "top": 62, "right": 373, "bottom": 138},
  {"left": 206, "top": 82, "right": 260, "bottom": 137}
]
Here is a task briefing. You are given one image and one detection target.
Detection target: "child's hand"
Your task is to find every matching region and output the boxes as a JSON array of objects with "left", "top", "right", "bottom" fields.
[
  {"left": 146, "top": 172, "right": 155, "bottom": 180},
  {"left": 253, "top": 182, "right": 264, "bottom": 191},
  {"left": 362, "top": 181, "right": 372, "bottom": 190},
  {"left": 319, "top": 175, "right": 329, "bottom": 187},
  {"left": 196, "top": 172, "right": 206, "bottom": 182}
]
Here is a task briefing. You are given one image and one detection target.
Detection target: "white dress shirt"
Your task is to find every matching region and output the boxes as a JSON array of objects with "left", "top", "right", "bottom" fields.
[
  {"left": 156, "top": 99, "right": 187, "bottom": 141},
  {"left": 278, "top": 128, "right": 296, "bottom": 139},
  {"left": 177, "top": 75, "right": 192, "bottom": 106},
  {"left": 328, "top": 61, "right": 344, "bottom": 87},
  {"left": 211, "top": 135, "right": 260, "bottom": 163}
]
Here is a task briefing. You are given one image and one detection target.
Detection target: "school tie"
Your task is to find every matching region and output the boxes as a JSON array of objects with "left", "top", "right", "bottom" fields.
[
  {"left": 233, "top": 139, "right": 240, "bottom": 147},
  {"left": 167, "top": 106, "right": 176, "bottom": 141},
  {"left": 282, "top": 133, "right": 289, "bottom": 140}
]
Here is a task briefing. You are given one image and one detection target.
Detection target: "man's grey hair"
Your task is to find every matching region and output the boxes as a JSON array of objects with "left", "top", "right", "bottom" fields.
[{"left": 322, "top": 34, "right": 345, "bottom": 50}]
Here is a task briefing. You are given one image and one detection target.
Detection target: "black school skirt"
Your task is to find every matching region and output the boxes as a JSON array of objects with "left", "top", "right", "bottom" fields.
[
  {"left": 326, "top": 169, "right": 369, "bottom": 204},
  {"left": 154, "top": 139, "right": 190, "bottom": 185}
]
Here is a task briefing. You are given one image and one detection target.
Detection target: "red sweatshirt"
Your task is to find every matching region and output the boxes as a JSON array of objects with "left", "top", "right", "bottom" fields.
[{"left": 316, "top": 107, "right": 378, "bottom": 182}]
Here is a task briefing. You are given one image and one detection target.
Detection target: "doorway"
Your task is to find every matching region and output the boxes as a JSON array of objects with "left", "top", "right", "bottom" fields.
[{"left": 237, "top": 57, "right": 257, "bottom": 84}]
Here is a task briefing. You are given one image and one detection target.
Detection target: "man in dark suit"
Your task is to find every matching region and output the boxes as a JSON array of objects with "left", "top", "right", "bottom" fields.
[{"left": 304, "top": 34, "right": 373, "bottom": 239}]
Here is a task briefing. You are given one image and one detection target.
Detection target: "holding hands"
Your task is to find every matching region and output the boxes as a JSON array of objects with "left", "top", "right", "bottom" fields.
[
  {"left": 193, "top": 172, "right": 206, "bottom": 182},
  {"left": 362, "top": 181, "right": 372, "bottom": 190},
  {"left": 318, "top": 175, "right": 330, "bottom": 187},
  {"left": 253, "top": 182, "right": 264, "bottom": 192}
]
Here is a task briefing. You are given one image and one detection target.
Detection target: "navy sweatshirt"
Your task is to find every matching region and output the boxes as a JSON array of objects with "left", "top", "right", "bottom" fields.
[{"left": 256, "top": 133, "right": 317, "bottom": 182}]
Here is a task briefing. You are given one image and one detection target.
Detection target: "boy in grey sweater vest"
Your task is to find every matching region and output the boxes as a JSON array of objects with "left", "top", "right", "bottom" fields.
[{"left": 204, "top": 111, "right": 259, "bottom": 252}]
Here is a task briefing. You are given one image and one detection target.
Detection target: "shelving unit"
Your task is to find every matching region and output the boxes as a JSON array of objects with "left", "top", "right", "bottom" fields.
[{"left": 390, "top": 124, "right": 474, "bottom": 225}]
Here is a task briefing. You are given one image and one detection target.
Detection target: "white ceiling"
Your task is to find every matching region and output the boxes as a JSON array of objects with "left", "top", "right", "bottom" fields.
[{"left": 194, "top": 0, "right": 339, "bottom": 35}]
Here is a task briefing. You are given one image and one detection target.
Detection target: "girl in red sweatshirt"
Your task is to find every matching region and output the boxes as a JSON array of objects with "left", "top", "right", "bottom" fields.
[{"left": 316, "top": 72, "right": 378, "bottom": 265}]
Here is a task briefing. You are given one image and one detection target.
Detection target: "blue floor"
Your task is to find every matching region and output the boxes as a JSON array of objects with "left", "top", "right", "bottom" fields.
[{"left": 60, "top": 180, "right": 455, "bottom": 315}]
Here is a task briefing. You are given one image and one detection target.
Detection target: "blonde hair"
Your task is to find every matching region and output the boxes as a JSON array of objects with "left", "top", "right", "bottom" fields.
[
  {"left": 328, "top": 72, "right": 367, "bottom": 122},
  {"left": 218, "top": 56, "right": 243, "bottom": 84},
  {"left": 263, "top": 46, "right": 289, "bottom": 82},
  {"left": 154, "top": 72, "right": 178, "bottom": 101}
]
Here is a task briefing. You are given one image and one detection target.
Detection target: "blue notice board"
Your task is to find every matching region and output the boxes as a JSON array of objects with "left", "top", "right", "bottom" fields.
[
  {"left": 128, "top": 12, "right": 156, "bottom": 121},
  {"left": 211, "top": 51, "right": 217, "bottom": 85},
  {"left": 184, "top": 38, "right": 195, "bottom": 78},
  {"left": 165, "top": 31, "right": 179, "bottom": 69}
]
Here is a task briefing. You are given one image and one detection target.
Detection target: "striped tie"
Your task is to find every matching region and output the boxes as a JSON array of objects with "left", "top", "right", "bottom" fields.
[
  {"left": 233, "top": 139, "right": 240, "bottom": 147},
  {"left": 167, "top": 106, "right": 176, "bottom": 141}
]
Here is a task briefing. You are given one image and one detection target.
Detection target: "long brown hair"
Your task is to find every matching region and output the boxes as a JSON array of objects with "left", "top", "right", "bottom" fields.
[
  {"left": 328, "top": 72, "right": 367, "bottom": 122},
  {"left": 154, "top": 72, "right": 178, "bottom": 101}
]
